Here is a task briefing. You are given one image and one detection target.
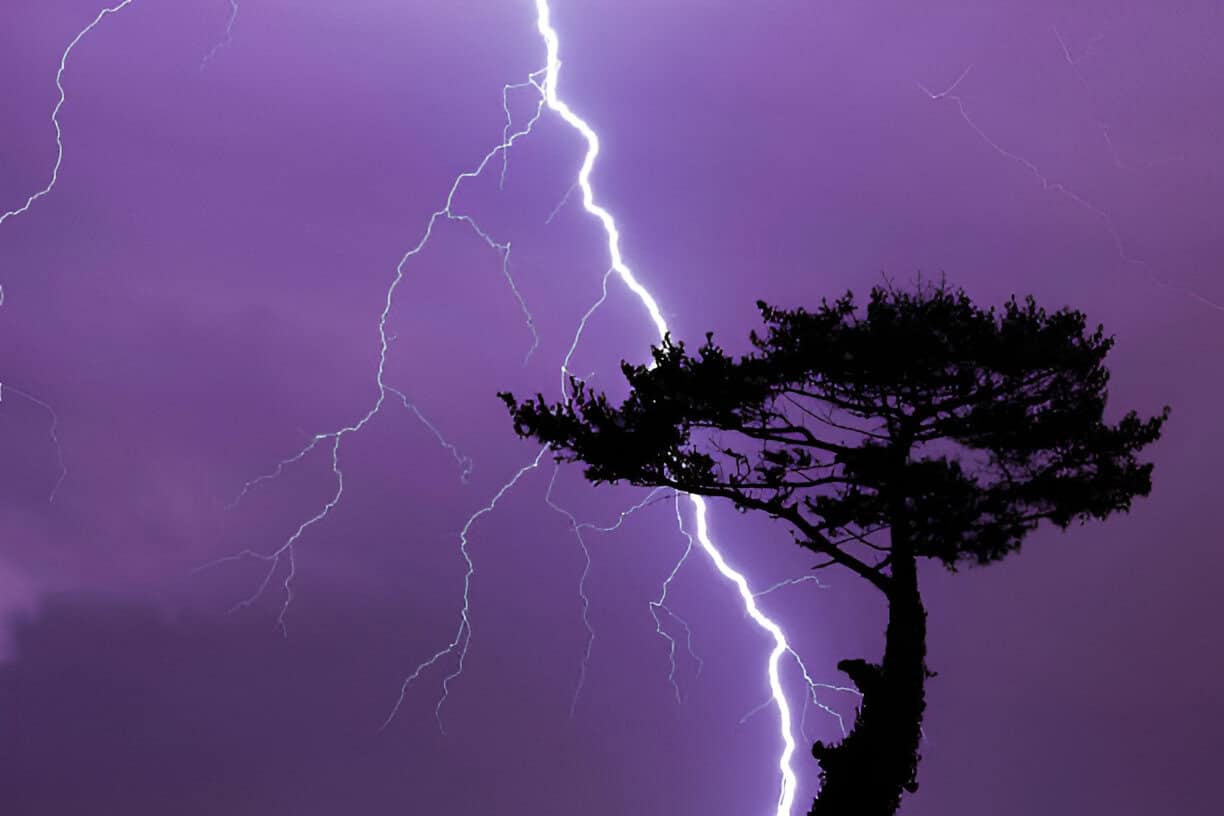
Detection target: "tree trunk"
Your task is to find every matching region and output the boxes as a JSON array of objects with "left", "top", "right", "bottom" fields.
[{"left": 808, "top": 547, "right": 928, "bottom": 816}]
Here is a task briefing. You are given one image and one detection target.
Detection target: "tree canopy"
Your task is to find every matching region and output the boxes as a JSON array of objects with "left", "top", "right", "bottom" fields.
[
  {"left": 499, "top": 279, "right": 1168, "bottom": 815},
  {"left": 501, "top": 280, "right": 1167, "bottom": 593}
]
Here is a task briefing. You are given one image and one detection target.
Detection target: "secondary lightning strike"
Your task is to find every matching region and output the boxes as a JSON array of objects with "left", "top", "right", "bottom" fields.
[
  {"left": 200, "top": 0, "right": 239, "bottom": 71},
  {"left": 548, "top": 466, "right": 678, "bottom": 716},
  {"left": 735, "top": 660, "right": 851, "bottom": 745},
  {"left": 531, "top": 2, "right": 668, "bottom": 339},
  {"left": 533, "top": 3, "right": 803, "bottom": 811},
  {"left": 211, "top": 84, "right": 549, "bottom": 633},
  {"left": 382, "top": 448, "right": 548, "bottom": 733},
  {"left": 917, "top": 65, "right": 1224, "bottom": 314},
  {"left": 0, "top": 1, "right": 134, "bottom": 231},
  {"left": 546, "top": 480, "right": 692, "bottom": 710}
]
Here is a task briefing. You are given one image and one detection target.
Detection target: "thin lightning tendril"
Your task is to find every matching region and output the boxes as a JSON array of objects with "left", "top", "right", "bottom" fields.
[
  {"left": 917, "top": 63, "right": 1224, "bottom": 314},
  {"left": 673, "top": 493, "right": 799, "bottom": 814},
  {"left": 543, "top": 464, "right": 597, "bottom": 717},
  {"left": 386, "top": 386, "right": 474, "bottom": 484},
  {"left": 546, "top": 472, "right": 675, "bottom": 714},
  {"left": 0, "top": 1, "right": 134, "bottom": 232},
  {"left": 648, "top": 497, "right": 703, "bottom": 704},
  {"left": 382, "top": 448, "right": 547, "bottom": 733},
  {"left": 0, "top": 384, "right": 68, "bottom": 502},
  {"left": 200, "top": 0, "right": 239, "bottom": 71},
  {"left": 208, "top": 81, "right": 550, "bottom": 638}
]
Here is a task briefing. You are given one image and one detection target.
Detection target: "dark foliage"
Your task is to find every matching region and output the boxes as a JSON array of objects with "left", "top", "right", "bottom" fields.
[{"left": 499, "top": 279, "right": 1167, "bottom": 815}]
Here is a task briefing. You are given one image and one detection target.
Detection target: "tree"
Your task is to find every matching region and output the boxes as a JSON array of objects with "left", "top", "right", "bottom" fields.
[{"left": 498, "top": 279, "right": 1168, "bottom": 816}]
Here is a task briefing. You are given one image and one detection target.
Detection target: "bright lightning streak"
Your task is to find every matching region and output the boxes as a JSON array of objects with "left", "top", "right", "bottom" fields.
[
  {"left": 534, "top": 3, "right": 801, "bottom": 812},
  {"left": 208, "top": 6, "right": 816, "bottom": 806},
  {"left": 0, "top": 1, "right": 134, "bottom": 231},
  {"left": 786, "top": 647, "right": 853, "bottom": 740},
  {"left": 1049, "top": 27, "right": 1129, "bottom": 172},
  {"left": 574, "top": 487, "right": 669, "bottom": 534},
  {"left": 547, "top": 483, "right": 688, "bottom": 710},
  {"left": 544, "top": 182, "right": 579, "bottom": 225},
  {"left": 679, "top": 492, "right": 799, "bottom": 814}
]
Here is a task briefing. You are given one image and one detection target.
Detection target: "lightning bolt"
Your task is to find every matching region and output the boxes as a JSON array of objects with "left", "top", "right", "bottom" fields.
[
  {"left": 202, "top": 81, "right": 550, "bottom": 641},
  {"left": 543, "top": 463, "right": 598, "bottom": 717},
  {"left": 754, "top": 575, "right": 828, "bottom": 599},
  {"left": 204, "top": 3, "right": 821, "bottom": 809},
  {"left": 532, "top": 3, "right": 806, "bottom": 811}
]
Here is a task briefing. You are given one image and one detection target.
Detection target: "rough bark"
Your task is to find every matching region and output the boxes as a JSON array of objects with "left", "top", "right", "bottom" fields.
[{"left": 809, "top": 545, "right": 928, "bottom": 816}]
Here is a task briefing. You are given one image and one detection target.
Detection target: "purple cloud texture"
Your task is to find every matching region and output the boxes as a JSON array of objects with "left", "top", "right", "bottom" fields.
[{"left": 1, "top": 1, "right": 1221, "bottom": 814}]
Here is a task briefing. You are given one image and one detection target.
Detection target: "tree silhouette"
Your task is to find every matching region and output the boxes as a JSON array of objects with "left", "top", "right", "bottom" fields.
[{"left": 499, "top": 279, "right": 1168, "bottom": 816}]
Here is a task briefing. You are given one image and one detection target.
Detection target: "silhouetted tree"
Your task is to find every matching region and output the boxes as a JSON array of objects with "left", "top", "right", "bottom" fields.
[{"left": 499, "top": 279, "right": 1168, "bottom": 816}]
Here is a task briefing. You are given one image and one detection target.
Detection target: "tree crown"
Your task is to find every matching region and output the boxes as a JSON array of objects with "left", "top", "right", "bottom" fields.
[{"left": 500, "top": 280, "right": 1168, "bottom": 593}]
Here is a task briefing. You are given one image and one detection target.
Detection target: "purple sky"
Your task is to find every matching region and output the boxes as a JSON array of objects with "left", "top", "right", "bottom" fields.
[{"left": 2, "top": 1, "right": 1221, "bottom": 813}]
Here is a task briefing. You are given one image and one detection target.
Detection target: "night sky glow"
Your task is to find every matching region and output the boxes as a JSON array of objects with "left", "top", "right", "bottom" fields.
[{"left": 1, "top": 2, "right": 1221, "bottom": 814}]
